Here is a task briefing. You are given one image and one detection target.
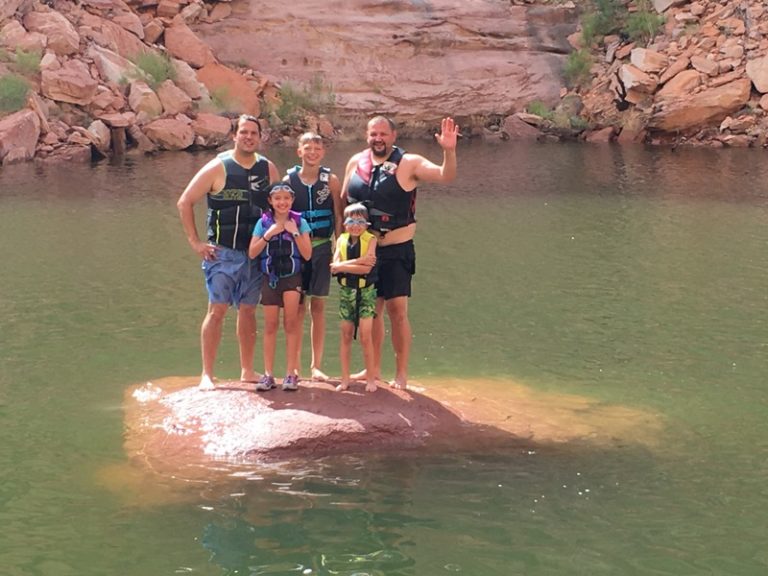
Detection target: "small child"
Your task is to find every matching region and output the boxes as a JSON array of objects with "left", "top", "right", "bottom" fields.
[
  {"left": 248, "top": 183, "right": 312, "bottom": 391},
  {"left": 330, "top": 203, "right": 378, "bottom": 392}
]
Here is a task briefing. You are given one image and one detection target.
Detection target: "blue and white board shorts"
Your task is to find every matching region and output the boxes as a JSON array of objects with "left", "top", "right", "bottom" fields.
[{"left": 202, "top": 246, "right": 263, "bottom": 307}]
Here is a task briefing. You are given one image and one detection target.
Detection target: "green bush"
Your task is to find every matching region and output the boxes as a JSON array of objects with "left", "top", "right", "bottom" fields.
[
  {"left": 564, "top": 49, "right": 593, "bottom": 87},
  {"left": 14, "top": 48, "right": 41, "bottom": 76},
  {"left": 0, "top": 73, "right": 30, "bottom": 114},
  {"left": 207, "top": 86, "right": 237, "bottom": 113},
  {"left": 624, "top": 1, "right": 665, "bottom": 44},
  {"left": 526, "top": 100, "right": 554, "bottom": 120},
  {"left": 581, "top": 0, "right": 624, "bottom": 45},
  {"left": 133, "top": 51, "right": 176, "bottom": 89}
]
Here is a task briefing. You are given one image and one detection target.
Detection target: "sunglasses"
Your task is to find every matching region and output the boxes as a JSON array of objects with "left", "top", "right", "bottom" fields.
[
  {"left": 269, "top": 184, "right": 295, "bottom": 196},
  {"left": 344, "top": 217, "right": 369, "bottom": 226}
]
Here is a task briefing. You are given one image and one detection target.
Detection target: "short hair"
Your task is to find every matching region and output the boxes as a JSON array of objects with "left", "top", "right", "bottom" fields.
[
  {"left": 236, "top": 114, "right": 262, "bottom": 136},
  {"left": 297, "top": 131, "right": 322, "bottom": 145},
  {"left": 344, "top": 202, "right": 369, "bottom": 219},
  {"left": 367, "top": 115, "right": 396, "bottom": 132}
]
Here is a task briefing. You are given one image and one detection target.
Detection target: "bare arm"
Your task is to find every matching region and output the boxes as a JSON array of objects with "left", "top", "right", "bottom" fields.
[
  {"left": 339, "top": 154, "right": 360, "bottom": 204},
  {"left": 177, "top": 158, "right": 223, "bottom": 260},
  {"left": 400, "top": 117, "right": 459, "bottom": 188},
  {"left": 330, "top": 236, "right": 377, "bottom": 275},
  {"left": 329, "top": 173, "right": 344, "bottom": 238},
  {"left": 267, "top": 159, "right": 281, "bottom": 184}
]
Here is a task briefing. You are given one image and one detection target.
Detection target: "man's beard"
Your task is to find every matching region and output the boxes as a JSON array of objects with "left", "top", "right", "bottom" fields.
[{"left": 370, "top": 143, "right": 390, "bottom": 160}]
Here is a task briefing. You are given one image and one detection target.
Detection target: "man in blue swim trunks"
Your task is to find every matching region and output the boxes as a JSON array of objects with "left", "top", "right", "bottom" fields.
[{"left": 177, "top": 115, "right": 280, "bottom": 389}]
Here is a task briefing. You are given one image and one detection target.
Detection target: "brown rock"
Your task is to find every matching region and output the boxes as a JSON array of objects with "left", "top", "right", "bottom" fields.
[
  {"left": 650, "top": 78, "right": 751, "bottom": 132},
  {"left": 171, "top": 58, "right": 206, "bottom": 100},
  {"left": 156, "top": 0, "right": 182, "bottom": 18},
  {"left": 585, "top": 126, "right": 615, "bottom": 143},
  {"left": 26, "top": 91, "right": 50, "bottom": 134},
  {"left": 717, "top": 17, "right": 745, "bottom": 37},
  {"left": 0, "top": 0, "right": 25, "bottom": 21},
  {"left": 759, "top": 94, "right": 768, "bottom": 112},
  {"left": 658, "top": 56, "right": 690, "bottom": 85},
  {"left": 81, "top": 12, "right": 148, "bottom": 59},
  {"left": 36, "top": 145, "right": 91, "bottom": 164},
  {"left": 1, "top": 20, "right": 47, "bottom": 53},
  {"left": 179, "top": 0, "right": 206, "bottom": 23},
  {"left": 23, "top": 10, "right": 80, "bottom": 56},
  {"left": 164, "top": 17, "right": 214, "bottom": 68},
  {"left": 156, "top": 79, "right": 192, "bottom": 115},
  {"left": 656, "top": 69, "right": 701, "bottom": 100},
  {"left": 39, "top": 51, "right": 60, "bottom": 71},
  {"left": 630, "top": 48, "right": 668, "bottom": 74},
  {"left": 144, "top": 117, "right": 194, "bottom": 149},
  {"left": 746, "top": 54, "right": 768, "bottom": 94},
  {"left": 652, "top": 0, "right": 686, "bottom": 12},
  {"left": 128, "top": 81, "right": 163, "bottom": 118},
  {"left": 41, "top": 59, "right": 99, "bottom": 105},
  {"left": 0, "top": 109, "right": 41, "bottom": 164},
  {"left": 86, "top": 44, "right": 140, "bottom": 85},
  {"left": 97, "top": 111, "right": 135, "bottom": 127},
  {"left": 615, "top": 43, "right": 635, "bottom": 60},
  {"left": 620, "top": 63, "right": 658, "bottom": 94},
  {"left": 191, "top": 112, "right": 231, "bottom": 146},
  {"left": 143, "top": 18, "right": 164, "bottom": 44},
  {"left": 617, "top": 127, "right": 646, "bottom": 144},
  {"left": 88, "top": 119, "right": 112, "bottom": 155},
  {"left": 690, "top": 55, "right": 719, "bottom": 76},
  {"left": 501, "top": 114, "right": 543, "bottom": 139},
  {"left": 206, "top": 2, "right": 231, "bottom": 22},
  {"left": 113, "top": 11, "right": 144, "bottom": 39},
  {"left": 197, "top": 62, "right": 260, "bottom": 115}
]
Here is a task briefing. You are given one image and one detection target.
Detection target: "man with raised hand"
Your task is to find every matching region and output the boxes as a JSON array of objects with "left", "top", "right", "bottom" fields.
[{"left": 341, "top": 116, "right": 458, "bottom": 390}]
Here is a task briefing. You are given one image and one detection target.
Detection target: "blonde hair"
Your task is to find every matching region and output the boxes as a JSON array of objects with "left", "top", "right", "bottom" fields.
[{"left": 297, "top": 132, "right": 322, "bottom": 145}]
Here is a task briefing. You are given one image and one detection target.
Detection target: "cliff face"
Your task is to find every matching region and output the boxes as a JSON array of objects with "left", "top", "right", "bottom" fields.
[{"left": 196, "top": 0, "right": 577, "bottom": 134}]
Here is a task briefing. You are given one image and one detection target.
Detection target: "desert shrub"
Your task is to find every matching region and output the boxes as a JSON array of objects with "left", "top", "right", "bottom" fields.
[
  {"left": 133, "top": 51, "right": 176, "bottom": 89},
  {"left": 526, "top": 100, "right": 554, "bottom": 120},
  {"left": 564, "top": 49, "right": 593, "bottom": 87},
  {"left": 624, "top": 0, "right": 665, "bottom": 44},
  {"left": 14, "top": 48, "right": 41, "bottom": 76},
  {"left": 581, "top": 0, "right": 624, "bottom": 45},
  {"left": 271, "top": 73, "right": 336, "bottom": 125},
  {"left": 0, "top": 73, "right": 30, "bottom": 114}
]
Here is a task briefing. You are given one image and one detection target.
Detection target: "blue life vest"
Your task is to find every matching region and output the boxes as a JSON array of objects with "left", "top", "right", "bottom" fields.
[{"left": 287, "top": 166, "right": 335, "bottom": 240}]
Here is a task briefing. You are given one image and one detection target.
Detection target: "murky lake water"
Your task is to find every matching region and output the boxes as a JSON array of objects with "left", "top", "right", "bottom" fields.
[{"left": 1, "top": 140, "right": 767, "bottom": 575}]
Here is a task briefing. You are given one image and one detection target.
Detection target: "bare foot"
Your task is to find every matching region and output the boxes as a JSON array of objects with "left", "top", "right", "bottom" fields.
[
  {"left": 365, "top": 381, "right": 378, "bottom": 393},
  {"left": 240, "top": 370, "right": 260, "bottom": 383},
  {"left": 198, "top": 375, "right": 215, "bottom": 391},
  {"left": 311, "top": 368, "right": 330, "bottom": 382},
  {"left": 335, "top": 381, "right": 349, "bottom": 392},
  {"left": 389, "top": 378, "right": 407, "bottom": 391}
]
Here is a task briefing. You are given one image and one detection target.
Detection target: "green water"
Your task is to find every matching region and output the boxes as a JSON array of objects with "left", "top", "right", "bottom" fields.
[{"left": 1, "top": 142, "right": 767, "bottom": 575}]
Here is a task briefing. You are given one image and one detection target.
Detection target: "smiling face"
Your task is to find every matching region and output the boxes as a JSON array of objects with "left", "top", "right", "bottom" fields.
[
  {"left": 366, "top": 118, "right": 396, "bottom": 160},
  {"left": 344, "top": 215, "right": 369, "bottom": 237},
  {"left": 267, "top": 189, "right": 295, "bottom": 215},
  {"left": 233, "top": 117, "right": 261, "bottom": 155},
  {"left": 297, "top": 138, "right": 325, "bottom": 168}
]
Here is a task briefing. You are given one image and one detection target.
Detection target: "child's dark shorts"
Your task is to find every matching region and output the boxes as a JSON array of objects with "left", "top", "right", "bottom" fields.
[{"left": 261, "top": 274, "right": 303, "bottom": 307}]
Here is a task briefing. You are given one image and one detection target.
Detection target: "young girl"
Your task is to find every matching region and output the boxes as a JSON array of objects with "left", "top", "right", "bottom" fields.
[
  {"left": 330, "top": 203, "right": 378, "bottom": 392},
  {"left": 249, "top": 183, "right": 312, "bottom": 391}
]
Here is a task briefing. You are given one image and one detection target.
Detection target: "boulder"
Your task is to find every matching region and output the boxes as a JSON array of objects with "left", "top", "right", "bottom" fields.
[
  {"left": 652, "top": 0, "right": 686, "bottom": 12},
  {"left": 630, "top": 48, "right": 668, "bottom": 74},
  {"left": 41, "top": 59, "right": 99, "bottom": 105},
  {"left": 620, "top": 63, "right": 658, "bottom": 94},
  {"left": 143, "top": 18, "right": 164, "bottom": 44},
  {"left": 191, "top": 112, "right": 231, "bottom": 146},
  {"left": 23, "top": 10, "right": 80, "bottom": 56},
  {"left": 501, "top": 114, "right": 543, "bottom": 139},
  {"left": 88, "top": 119, "right": 112, "bottom": 155},
  {"left": 112, "top": 11, "right": 144, "bottom": 39},
  {"left": 128, "top": 81, "right": 163, "bottom": 118},
  {"left": 143, "top": 117, "right": 194, "bottom": 149},
  {"left": 171, "top": 57, "right": 207, "bottom": 100},
  {"left": 197, "top": 62, "right": 260, "bottom": 115},
  {"left": 746, "top": 54, "right": 768, "bottom": 94},
  {"left": 690, "top": 55, "right": 719, "bottom": 76},
  {"left": 0, "top": 20, "right": 47, "bottom": 53},
  {"left": 0, "top": 109, "right": 41, "bottom": 165},
  {"left": 0, "top": 0, "right": 25, "bottom": 21},
  {"left": 156, "top": 79, "right": 192, "bottom": 115},
  {"left": 658, "top": 56, "right": 690, "bottom": 85},
  {"left": 585, "top": 126, "right": 615, "bottom": 143},
  {"left": 164, "top": 17, "right": 215, "bottom": 68},
  {"left": 656, "top": 69, "right": 701, "bottom": 100},
  {"left": 86, "top": 44, "right": 140, "bottom": 85},
  {"left": 650, "top": 78, "right": 751, "bottom": 132}
]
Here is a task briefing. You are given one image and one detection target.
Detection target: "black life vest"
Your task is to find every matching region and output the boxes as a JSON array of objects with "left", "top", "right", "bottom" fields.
[
  {"left": 206, "top": 151, "right": 271, "bottom": 251},
  {"left": 346, "top": 146, "right": 416, "bottom": 233},
  {"left": 286, "top": 166, "right": 334, "bottom": 239}
]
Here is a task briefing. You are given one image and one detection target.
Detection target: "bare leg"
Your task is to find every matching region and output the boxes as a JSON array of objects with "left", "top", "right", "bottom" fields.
[
  {"left": 237, "top": 304, "right": 258, "bottom": 381},
  {"left": 386, "top": 296, "right": 410, "bottom": 390},
  {"left": 294, "top": 298, "right": 307, "bottom": 377},
  {"left": 337, "top": 321, "right": 354, "bottom": 391},
  {"left": 262, "top": 305, "right": 280, "bottom": 376},
  {"left": 283, "top": 290, "right": 302, "bottom": 377},
  {"left": 199, "top": 302, "right": 228, "bottom": 389},
  {"left": 309, "top": 296, "right": 329, "bottom": 380},
  {"left": 358, "top": 317, "right": 377, "bottom": 392},
  {"left": 351, "top": 297, "right": 385, "bottom": 381}
]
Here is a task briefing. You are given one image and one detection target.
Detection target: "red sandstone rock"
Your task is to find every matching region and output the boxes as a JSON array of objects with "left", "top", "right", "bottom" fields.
[
  {"left": 144, "top": 117, "right": 194, "bottom": 149},
  {"left": 1, "top": 20, "right": 47, "bottom": 53},
  {"left": 196, "top": 62, "right": 259, "bottom": 115},
  {"left": 128, "top": 81, "right": 163, "bottom": 118},
  {"left": 23, "top": 10, "right": 80, "bottom": 56},
  {"left": 156, "top": 79, "right": 192, "bottom": 114},
  {"left": 656, "top": 69, "right": 701, "bottom": 100},
  {"left": 0, "top": 109, "right": 41, "bottom": 165},
  {"left": 165, "top": 16, "right": 214, "bottom": 68},
  {"left": 191, "top": 112, "right": 231, "bottom": 146},
  {"left": 41, "top": 59, "right": 98, "bottom": 105}
]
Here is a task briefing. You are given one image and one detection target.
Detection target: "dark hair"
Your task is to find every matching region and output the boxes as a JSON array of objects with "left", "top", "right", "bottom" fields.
[
  {"left": 367, "top": 115, "right": 396, "bottom": 131},
  {"left": 237, "top": 114, "right": 262, "bottom": 136}
]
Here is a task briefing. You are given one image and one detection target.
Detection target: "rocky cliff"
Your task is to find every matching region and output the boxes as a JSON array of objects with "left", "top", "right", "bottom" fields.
[{"left": 2, "top": 0, "right": 768, "bottom": 166}]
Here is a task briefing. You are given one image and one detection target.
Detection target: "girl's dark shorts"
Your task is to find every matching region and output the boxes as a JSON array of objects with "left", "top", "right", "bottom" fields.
[{"left": 261, "top": 274, "right": 303, "bottom": 307}]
